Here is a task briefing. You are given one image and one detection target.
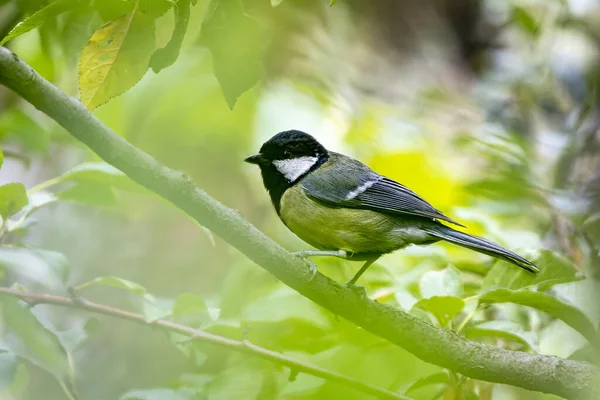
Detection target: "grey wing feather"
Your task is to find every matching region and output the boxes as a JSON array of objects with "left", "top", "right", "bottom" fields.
[{"left": 301, "top": 152, "right": 465, "bottom": 227}]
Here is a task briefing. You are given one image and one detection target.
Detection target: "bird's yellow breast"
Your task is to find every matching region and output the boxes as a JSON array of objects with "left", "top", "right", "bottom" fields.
[{"left": 279, "top": 185, "right": 403, "bottom": 254}]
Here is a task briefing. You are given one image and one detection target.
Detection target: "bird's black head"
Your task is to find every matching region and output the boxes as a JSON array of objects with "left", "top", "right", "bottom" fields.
[{"left": 245, "top": 130, "right": 329, "bottom": 213}]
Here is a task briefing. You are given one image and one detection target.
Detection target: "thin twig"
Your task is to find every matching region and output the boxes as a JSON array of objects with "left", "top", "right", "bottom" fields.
[{"left": 0, "top": 287, "right": 409, "bottom": 400}]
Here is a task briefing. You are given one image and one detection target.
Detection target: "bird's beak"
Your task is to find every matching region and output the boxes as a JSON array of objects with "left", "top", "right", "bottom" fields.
[{"left": 244, "top": 153, "right": 265, "bottom": 165}]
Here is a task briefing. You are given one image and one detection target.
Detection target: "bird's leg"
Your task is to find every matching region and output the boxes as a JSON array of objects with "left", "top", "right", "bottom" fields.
[
  {"left": 292, "top": 250, "right": 349, "bottom": 282},
  {"left": 345, "top": 257, "right": 379, "bottom": 287},
  {"left": 292, "top": 250, "right": 349, "bottom": 259}
]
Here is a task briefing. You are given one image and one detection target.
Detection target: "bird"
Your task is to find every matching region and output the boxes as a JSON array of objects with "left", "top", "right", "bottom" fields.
[{"left": 244, "top": 129, "right": 538, "bottom": 286}]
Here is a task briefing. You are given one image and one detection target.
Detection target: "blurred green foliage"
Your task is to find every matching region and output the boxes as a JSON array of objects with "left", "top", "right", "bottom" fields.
[{"left": 0, "top": 0, "right": 600, "bottom": 399}]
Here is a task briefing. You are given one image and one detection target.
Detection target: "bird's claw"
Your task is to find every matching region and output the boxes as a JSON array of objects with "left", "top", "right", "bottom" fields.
[
  {"left": 307, "top": 260, "right": 318, "bottom": 281},
  {"left": 344, "top": 281, "right": 368, "bottom": 299}
]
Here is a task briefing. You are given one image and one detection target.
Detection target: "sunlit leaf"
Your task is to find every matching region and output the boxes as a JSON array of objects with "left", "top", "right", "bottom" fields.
[
  {"left": 482, "top": 249, "right": 580, "bottom": 291},
  {"left": 405, "top": 371, "right": 450, "bottom": 395},
  {"left": 150, "top": 0, "right": 190, "bottom": 73},
  {"left": 201, "top": 0, "right": 262, "bottom": 109},
  {"left": 479, "top": 288, "right": 598, "bottom": 343},
  {"left": 413, "top": 296, "right": 465, "bottom": 327},
  {"left": 465, "top": 320, "right": 539, "bottom": 352},
  {"left": 0, "top": 294, "right": 70, "bottom": 380},
  {"left": 0, "top": 183, "right": 28, "bottom": 220},
  {"left": 419, "top": 265, "right": 463, "bottom": 298},
  {"left": 394, "top": 289, "right": 418, "bottom": 311},
  {"left": 0, "top": 0, "right": 74, "bottom": 45},
  {"left": 79, "top": 8, "right": 156, "bottom": 109},
  {"left": 0, "top": 352, "right": 19, "bottom": 390},
  {"left": 270, "top": 0, "right": 284, "bottom": 6}
]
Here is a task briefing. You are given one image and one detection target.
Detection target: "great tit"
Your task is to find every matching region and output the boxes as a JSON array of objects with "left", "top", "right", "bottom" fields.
[{"left": 245, "top": 130, "right": 538, "bottom": 285}]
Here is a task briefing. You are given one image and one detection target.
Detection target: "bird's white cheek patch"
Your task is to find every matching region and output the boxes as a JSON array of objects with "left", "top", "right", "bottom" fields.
[{"left": 273, "top": 156, "right": 318, "bottom": 182}]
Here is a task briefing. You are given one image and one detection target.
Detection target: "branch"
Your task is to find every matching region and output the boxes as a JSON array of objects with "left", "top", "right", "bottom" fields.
[
  {"left": 0, "top": 46, "right": 598, "bottom": 399},
  {"left": 0, "top": 288, "right": 407, "bottom": 400}
]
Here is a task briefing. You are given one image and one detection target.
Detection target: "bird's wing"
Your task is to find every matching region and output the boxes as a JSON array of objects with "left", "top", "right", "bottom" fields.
[{"left": 301, "top": 152, "right": 465, "bottom": 227}]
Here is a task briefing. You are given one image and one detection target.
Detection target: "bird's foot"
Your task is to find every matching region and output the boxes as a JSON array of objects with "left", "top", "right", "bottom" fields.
[
  {"left": 344, "top": 281, "right": 368, "bottom": 299},
  {"left": 306, "top": 260, "right": 318, "bottom": 281}
]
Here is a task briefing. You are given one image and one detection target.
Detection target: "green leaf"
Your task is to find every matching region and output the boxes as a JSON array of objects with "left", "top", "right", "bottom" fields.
[
  {"left": 394, "top": 289, "right": 418, "bottom": 311},
  {"left": 79, "top": 8, "right": 156, "bottom": 109},
  {"left": 413, "top": 296, "right": 465, "bottom": 327},
  {"left": 58, "top": 182, "right": 117, "bottom": 206},
  {"left": 0, "top": 294, "right": 70, "bottom": 380},
  {"left": 0, "top": 109, "right": 50, "bottom": 152},
  {"left": 0, "top": 183, "right": 28, "bottom": 221},
  {"left": 242, "top": 288, "right": 330, "bottom": 330},
  {"left": 568, "top": 344, "right": 600, "bottom": 366},
  {"left": 0, "top": 247, "right": 66, "bottom": 290},
  {"left": 93, "top": 0, "right": 136, "bottom": 22},
  {"left": 479, "top": 288, "right": 598, "bottom": 343},
  {"left": 200, "top": 0, "right": 262, "bottom": 109},
  {"left": 512, "top": 6, "right": 539, "bottom": 37},
  {"left": 208, "top": 355, "right": 267, "bottom": 400},
  {"left": 0, "top": 352, "right": 19, "bottom": 390},
  {"left": 0, "top": 0, "right": 74, "bottom": 45},
  {"left": 6, "top": 191, "right": 57, "bottom": 233},
  {"left": 139, "top": 0, "right": 176, "bottom": 17},
  {"left": 0, "top": 148, "right": 3, "bottom": 169},
  {"left": 77, "top": 276, "right": 171, "bottom": 322},
  {"left": 59, "top": 162, "right": 140, "bottom": 191},
  {"left": 150, "top": 0, "right": 190, "bottom": 73},
  {"left": 465, "top": 320, "right": 539, "bottom": 351},
  {"left": 419, "top": 265, "right": 463, "bottom": 298},
  {"left": 483, "top": 249, "right": 580, "bottom": 291},
  {"left": 405, "top": 371, "right": 450, "bottom": 395},
  {"left": 270, "top": 0, "right": 284, "bottom": 6},
  {"left": 57, "top": 318, "right": 102, "bottom": 353},
  {"left": 77, "top": 276, "right": 146, "bottom": 294},
  {"left": 172, "top": 293, "right": 211, "bottom": 328}
]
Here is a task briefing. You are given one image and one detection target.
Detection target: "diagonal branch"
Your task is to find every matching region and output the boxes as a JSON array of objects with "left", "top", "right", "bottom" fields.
[
  {"left": 0, "top": 46, "right": 598, "bottom": 399},
  {"left": 0, "top": 287, "right": 409, "bottom": 400}
]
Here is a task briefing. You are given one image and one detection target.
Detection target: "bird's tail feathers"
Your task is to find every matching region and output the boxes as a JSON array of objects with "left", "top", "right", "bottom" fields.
[{"left": 423, "top": 226, "right": 539, "bottom": 274}]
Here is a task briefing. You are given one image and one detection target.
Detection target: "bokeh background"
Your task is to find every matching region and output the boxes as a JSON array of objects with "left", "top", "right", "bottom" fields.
[{"left": 1, "top": 0, "right": 600, "bottom": 399}]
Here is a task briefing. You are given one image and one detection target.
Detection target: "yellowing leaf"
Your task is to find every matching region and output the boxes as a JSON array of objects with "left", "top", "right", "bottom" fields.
[{"left": 79, "top": 8, "right": 156, "bottom": 109}]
